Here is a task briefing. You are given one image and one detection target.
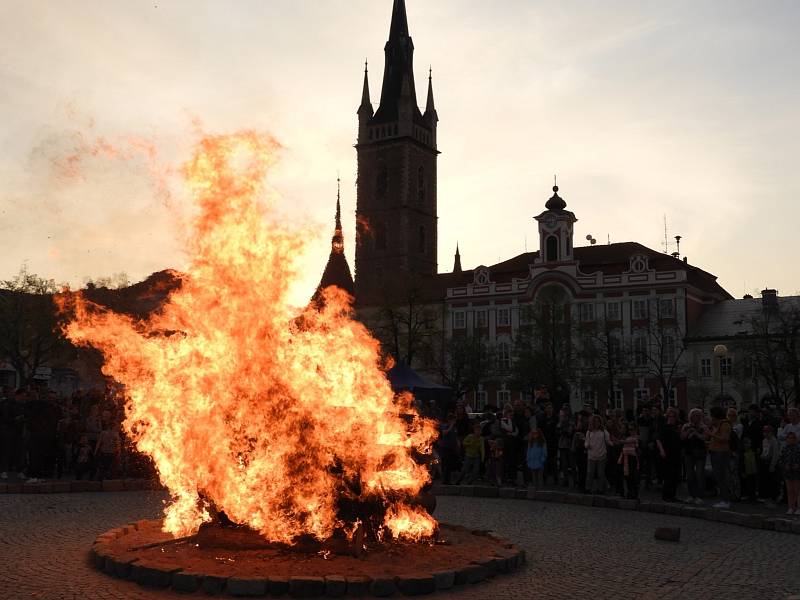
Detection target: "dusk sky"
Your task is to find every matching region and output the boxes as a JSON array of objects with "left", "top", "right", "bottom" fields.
[{"left": 1, "top": 0, "right": 799, "bottom": 305}]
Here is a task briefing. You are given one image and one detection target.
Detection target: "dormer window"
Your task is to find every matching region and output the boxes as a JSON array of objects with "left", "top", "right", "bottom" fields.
[
  {"left": 629, "top": 254, "right": 649, "bottom": 273},
  {"left": 474, "top": 267, "right": 490, "bottom": 285}
]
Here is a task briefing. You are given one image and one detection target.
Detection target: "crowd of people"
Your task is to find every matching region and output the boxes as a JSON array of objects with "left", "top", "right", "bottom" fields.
[
  {"left": 435, "top": 393, "right": 800, "bottom": 515},
  {"left": 0, "top": 386, "right": 154, "bottom": 483}
]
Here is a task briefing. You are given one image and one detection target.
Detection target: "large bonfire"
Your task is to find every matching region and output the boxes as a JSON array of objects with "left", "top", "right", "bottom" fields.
[{"left": 58, "top": 131, "right": 438, "bottom": 544}]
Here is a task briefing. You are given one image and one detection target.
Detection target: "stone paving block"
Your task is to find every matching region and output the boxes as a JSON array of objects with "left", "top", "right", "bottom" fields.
[
  {"left": 791, "top": 521, "right": 800, "bottom": 534},
  {"left": 637, "top": 501, "right": 652, "bottom": 512},
  {"left": 290, "top": 576, "right": 326, "bottom": 598},
  {"left": 23, "top": 482, "right": 53, "bottom": 493},
  {"left": 268, "top": 576, "right": 290, "bottom": 596},
  {"left": 499, "top": 487, "right": 517, "bottom": 498},
  {"left": 323, "top": 575, "right": 347, "bottom": 597},
  {"left": 465, "top": 563, "right": 488, "bottom": 583},
  {"left": 617, "top": 499, "right": 639, "bottom": 510},
  {"left": 603, "top": 497, "right": 620, "bottom": 509},
  {"left": 226, "top": 577, "right": 268, "bottom": 597},
  {"left": 514, "top": 488, "right": 528, "bottom": 499},
  {"left": 773, "top": 519, "right": 793, "bottom": 533},
  {"left": 397, "top": 575, "right": 436, "bottom": 596},
  {"left": 123, "top": 479, "right": 145, "bottom": 491},
  {"left": 86, "top": 480, "right": 103, "bottom": 492},
  {"left": 202, "top": 575, "right": 227, "bottom": 595},
  {"left": 102, "top": 556, "right": 116, "bottom": 576},
  {"left": 0, "top": 483, "right": 7, "bottom": 494},
  {"left": 663, "top": 503, "right": 684, "bottom": 516},
  {"left": 492, "top": 557, "right": 509, "bottom": 573},
  {"left": 593, "top": 495, "right": 610, "bottom": 508},
  {"left": 113, "top": 557, "right": 135, "bottom": 580},
  {"left": 459, "top": 485, "right": 476, "bottom": 497},
  {"left": 50, "top": 481, "right": 71, "bottom": 493},
  {"left": 475, "top": 556, "right": 496, "bottom": 576},
  {"left": 433, "top": 571, "right": 455, "bottom": 590},
  {"left": 576, "top": 494, "right": 594, "bottom": 507},
  {"left": 654, "top": 527, "right": 681, "bottom": 542},
  {"left": 5, "top": 483, "right": 22, "bottom": 494},
  {"left": 172, "top": 572, "right": 200, "bottom": 593},
  {"left": 345, "top": 576, "right": 370, "bottom": 596},
  {"left": 649, "top": 503, "right": 666, "bottom": 514},
  {"left": 101, "top": 479, "right": 126, "bottom": 492},
  {"left": 474, "top": 485, "right": 499, "bottom": 498},
  {"left": 136, "top": 565, "right": 176, "bottom": 588},
  {"left": 70, "top": 480, "right": 91, "bottom": 492},
  {"left": 368, "top": 577, "right": 396, "bottom": 597}
]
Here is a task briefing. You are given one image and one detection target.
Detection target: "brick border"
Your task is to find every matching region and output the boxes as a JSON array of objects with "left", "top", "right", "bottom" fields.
[
  {"left": 432, "top": 484, "right": 800, "bottom": 536},
  {"left": 90, "top": 520, "right": 526, "bottom": 597},
  {"left": 0, "top": 479, "right": 163, "bottom": 494}
]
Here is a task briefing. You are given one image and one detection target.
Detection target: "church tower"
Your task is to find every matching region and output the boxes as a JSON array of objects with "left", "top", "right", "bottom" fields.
[
  {"left": 354, "top": 0, "right": 439, "bottom": 303},
  {"left": 534, "top": 183, "right": 577, "bottom": 264}
]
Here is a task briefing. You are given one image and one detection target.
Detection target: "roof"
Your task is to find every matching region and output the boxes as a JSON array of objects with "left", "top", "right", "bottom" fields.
[
  {"left": 386, "top": 361, "right": 449, "bottom": 392},
  {"left": 690, "top": 295, "right": 800, "bottom": 339},
  {"left": 312, "top": 251, "right": 354, "bottom": 305}
]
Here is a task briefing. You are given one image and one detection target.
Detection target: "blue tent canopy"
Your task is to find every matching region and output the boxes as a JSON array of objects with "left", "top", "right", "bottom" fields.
[{"left": 386, "top": 361, "right": 449, "bottom": 392}]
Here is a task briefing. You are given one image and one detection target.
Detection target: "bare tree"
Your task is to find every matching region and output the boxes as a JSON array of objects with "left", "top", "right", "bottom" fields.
[
  {"left": 0, "top": 265, "right": 71, "bottom": 386},
  {"left": 438, "top": 333, "right": 496, "bottom": 402}
]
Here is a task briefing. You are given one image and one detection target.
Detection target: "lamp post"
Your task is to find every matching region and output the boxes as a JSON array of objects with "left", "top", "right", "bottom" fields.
[{"left": 713, "top": 344, "right": 728, "bottom": 403}]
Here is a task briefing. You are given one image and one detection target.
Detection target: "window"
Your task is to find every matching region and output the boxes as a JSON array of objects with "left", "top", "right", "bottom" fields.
[
  {"left": 635, "top": 388, "right": 650, "bottom": 404},
  {"left": 417, "top": 225, "right": 426, "bottom": 253},
  {"left": 659, "top": 299, "right": 674, "bottom": 318},
  {"left": 632, "top": 299, "right": 648, "bottom": 320},
  {"left": 475, "top": 310, "right": 488, "bottom": 329},
  {"left": 583, "top": 389, "right": 597, "bottom": 407},
  {"left": 453, "top": 311, "right": 466, "bottom": 330},
  {"left": 497, "top": 388, "right": 512, "bottom": 406},
  {"left": 606, "top": 301, "right": 621, "bottom": 321},
  {"left": 633, "top": 336, "right": 648, "bottom": 367},
  {"left": 611, "top": 389, "right": 624, "bottom": 410},
  {"left": 546, "top": 236, "right": 558, "bottom": 262},
  {"left": 497, "top": 341, "right": 511, "bottom": 371},
  {"left": 609, "top": 336, "right": 622, "bottom": 368},
  {"left": 720, "top": 357, "right": 732, "bottom": 377},
  {"left": 475, "top": 388, "right": 488, "bottom": 410},
  {"left": 666, "top": 388, "right": 678, "bottom": 407},
  {"left": 700, "top": 358, "right": 712, "bottom": 377},
  {"left": 496, "top": 307, "right": 510, "bottom": 327},
  {"left": 580, "top": 303, "right": 595, "bottom": 322},
  {"left": 417, "top": 166, "right": 425, "bottom": 204},
  {"left": 663, "top": 335, "right": 676, "bottom": 364}
]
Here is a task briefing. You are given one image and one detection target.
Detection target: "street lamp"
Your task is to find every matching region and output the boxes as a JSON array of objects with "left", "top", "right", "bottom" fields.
[{"left": 713, "top": 344, "right": 728, "bottom": 402}]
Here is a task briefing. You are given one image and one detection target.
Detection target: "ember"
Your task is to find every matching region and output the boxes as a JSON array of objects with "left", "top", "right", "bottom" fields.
[{"left": 57, "top": 131, "right": 438, "bottom": 545}]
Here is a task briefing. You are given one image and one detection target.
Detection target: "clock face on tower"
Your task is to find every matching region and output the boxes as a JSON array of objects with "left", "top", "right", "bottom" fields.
[{"left": 544, "top": 213, "right": 558, "bottom": 230}]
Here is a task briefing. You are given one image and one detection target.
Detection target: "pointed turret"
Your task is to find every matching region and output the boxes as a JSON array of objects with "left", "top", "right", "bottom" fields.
[
  {"left": 358, "top": 61, "right": 373, "bottom": 116},
  {"left": 453, "top": 244, "right": 462, "bottom": 274},
  {"left": 312, "top": 178, "right": 354, "bottom": 306},
  {"left": 388, "top": 0, "right": 409, "bottom": 39},
  {"left": 424, "top": 67, "right": 438, "bottom": 122}
]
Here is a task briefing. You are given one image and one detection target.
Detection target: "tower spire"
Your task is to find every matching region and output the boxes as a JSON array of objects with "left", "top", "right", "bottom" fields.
[
  {"left": 374, "top": 0, "right": 418, "bottom": 123},
  {"left": 332, "top": 176, "right": 344, "bottom": 254},
  {"left": 453, "top": 243, "right": 462, "bottom": 274}
]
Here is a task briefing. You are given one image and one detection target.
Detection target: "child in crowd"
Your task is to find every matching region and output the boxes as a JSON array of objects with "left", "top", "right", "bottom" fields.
[
  {"left": 584, "top": 415, "right": 610, "bottom": 494},
  {"left": 780, "top": 431, "right": 800, "bottom": 515},
  {"left": 526, "top": 429, "right": 548, "bottom": 489},
  {"left": 487, "top": 438, "right": 504, "bottom": 487},
  {"left": 619, "top": 421, "right": 640, "bottom": 500},
  {"left": 457, "top": 422, "right": 485, "bottom": 485}
]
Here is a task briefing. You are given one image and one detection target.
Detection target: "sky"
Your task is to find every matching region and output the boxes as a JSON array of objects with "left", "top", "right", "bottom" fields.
[{"left": 1, "top": 0, "right": 799, "bottom": 305}]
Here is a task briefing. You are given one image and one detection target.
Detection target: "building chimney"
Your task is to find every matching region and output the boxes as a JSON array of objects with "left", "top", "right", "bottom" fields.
[{"left": 761, "top": 289, "right": 778, "bottom": 309}]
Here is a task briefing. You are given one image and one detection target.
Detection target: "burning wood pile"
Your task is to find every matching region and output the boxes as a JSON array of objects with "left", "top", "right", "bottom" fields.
[{"left": 57, "top": 131, "right": 439, "bottom": 549}]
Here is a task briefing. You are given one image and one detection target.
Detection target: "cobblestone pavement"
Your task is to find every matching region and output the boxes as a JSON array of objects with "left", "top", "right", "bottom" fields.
[{"left": 0, "top": 492, "right": 798, "bottom": 600}]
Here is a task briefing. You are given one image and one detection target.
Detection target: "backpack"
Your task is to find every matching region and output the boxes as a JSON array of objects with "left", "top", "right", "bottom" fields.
[{"left": 729, "top": 428, "right": 740, "bottom": 454}]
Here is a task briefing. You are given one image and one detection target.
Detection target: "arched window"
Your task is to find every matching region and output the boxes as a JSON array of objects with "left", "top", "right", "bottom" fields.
[
  {"left": 546, "top": 235, "right": 559, "bottom": 262},
  {"left": 418, "top": 225, "right": 426, "bottom": 253},
  {"left": 375, "top": 223, "right": 387, "bottom": 251},
  {"left": 417, "top": 166, "right": 425, "bottom": 204},
  {"left": 376, "top": 160, "right": 388, "bottom": 198}
]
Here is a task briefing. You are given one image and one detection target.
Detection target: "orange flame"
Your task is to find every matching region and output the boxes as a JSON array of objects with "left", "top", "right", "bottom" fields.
[{"left": 58, "top": 131, "right": 437, "bottom": 543}]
